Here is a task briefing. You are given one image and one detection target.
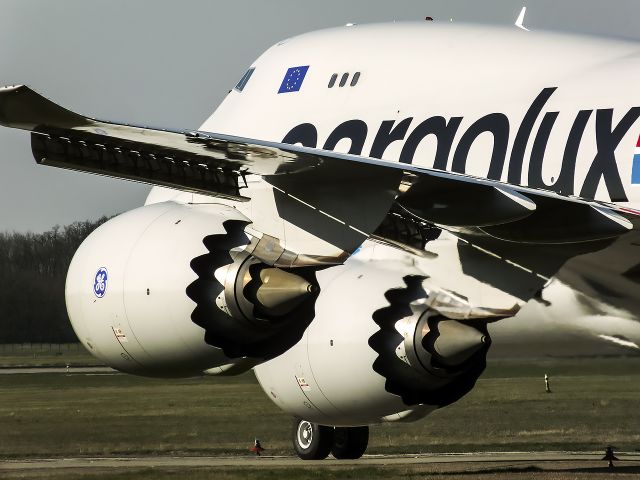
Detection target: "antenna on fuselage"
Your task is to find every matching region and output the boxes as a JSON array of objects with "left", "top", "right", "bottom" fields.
[{"left": 515, "top": 6, "right": 530, "bottom": 31}]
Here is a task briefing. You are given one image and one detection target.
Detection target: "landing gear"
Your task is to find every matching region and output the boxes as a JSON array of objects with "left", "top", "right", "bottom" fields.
[
  {"left": 331, "top": 426, "right": 369, "bottom": 459},
  {"left": 292, "top": 419, "right": 370, "bottom": 460},
  {"left": 292, "top": 418, "right": 334, "bottom": 460}
]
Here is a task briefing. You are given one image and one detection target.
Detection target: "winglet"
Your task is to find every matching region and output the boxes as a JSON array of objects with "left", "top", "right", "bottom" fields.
[
  {"left": 0, "top": 84, "right": 88, "bottom": 130},
  {"left": 515, "top": 6, "right": 530, "bottom": 31}
]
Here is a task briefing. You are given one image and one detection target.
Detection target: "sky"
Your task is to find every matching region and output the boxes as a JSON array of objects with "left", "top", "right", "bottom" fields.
[{"left": 1, "top": 0, "right": 639, "bottom": 232}]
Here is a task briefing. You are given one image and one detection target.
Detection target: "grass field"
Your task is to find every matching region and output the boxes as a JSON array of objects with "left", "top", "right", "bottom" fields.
[{"left": 1, "top": 357, "right": 639, "bottom": 460}]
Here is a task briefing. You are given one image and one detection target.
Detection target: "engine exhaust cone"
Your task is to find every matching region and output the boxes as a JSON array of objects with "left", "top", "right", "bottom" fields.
[
  {"left": 425, "top": 320, "right": 486, "bottom": 367},
  {"left": 254, "top": 268, "right": 316, "bottom": 316}
]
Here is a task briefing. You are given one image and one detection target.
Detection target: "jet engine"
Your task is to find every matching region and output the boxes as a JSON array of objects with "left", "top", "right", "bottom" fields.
[
  {"left": 65, "top": 201, "right": 318, "bottom": 377},
  {"left": 254, "top": 246, "right": 490, "bottom": 426}
]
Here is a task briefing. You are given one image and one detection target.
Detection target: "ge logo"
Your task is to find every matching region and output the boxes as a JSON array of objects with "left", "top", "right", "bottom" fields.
[{"left": 93, "top": 267, "right": 108, "bottom": 298}]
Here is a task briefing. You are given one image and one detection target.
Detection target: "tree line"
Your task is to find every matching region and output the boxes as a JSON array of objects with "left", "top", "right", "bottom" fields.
[{"left": 0, "top": 217, "right": 110, "bottom": 343}]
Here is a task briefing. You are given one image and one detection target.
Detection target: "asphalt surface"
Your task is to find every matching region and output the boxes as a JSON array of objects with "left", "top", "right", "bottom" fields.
[
  {"left": 0, "top": 366, "right": 115, "bottom": 374},
  {"left": 2, "top": 452, "right": 640, "bottom": 470}
]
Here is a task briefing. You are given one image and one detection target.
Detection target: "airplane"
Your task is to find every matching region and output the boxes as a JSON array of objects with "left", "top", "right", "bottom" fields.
[{"left": 1, "top": 19, "right": 640, "bottom": 460}]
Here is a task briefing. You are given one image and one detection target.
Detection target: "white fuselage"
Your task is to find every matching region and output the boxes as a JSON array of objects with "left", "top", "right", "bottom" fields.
[{"left": 201, "top": 23, "right": 640, "bottom": 207}]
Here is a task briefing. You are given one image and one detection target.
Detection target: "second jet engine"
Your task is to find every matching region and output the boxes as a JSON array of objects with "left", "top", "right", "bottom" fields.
[{"left": 254, "top": 244, "right": 492, "bottom": 426}]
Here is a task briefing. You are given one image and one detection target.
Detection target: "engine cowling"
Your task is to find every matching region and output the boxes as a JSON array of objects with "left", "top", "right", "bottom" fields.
[
  {"left": 66, "top": 201, "right": 318, "bottom": 376},
  {"left": 254, "top": 245, "right": 490, "bottom": 426}
]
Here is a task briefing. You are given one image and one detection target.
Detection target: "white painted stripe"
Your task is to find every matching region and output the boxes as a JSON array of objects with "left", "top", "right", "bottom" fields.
[
  {"left": 271, "top": 186, "right": 369, "bottom": 236},
  {"left": 470, "top": 243, "right": 501, "bottom": 259},
  {"left": 505, "top": 259, "right": 533, "bottom": 274},
  {"left": 319, "top": 210, "right": 346, "bottom": 224},
  {"left": 348, "top": 225, "right": 369, "bottom": 236},
  {"left": 287, "top": 193, "right": 316, "bottom": 210},
  {"left": 598, "top": 334, "right": 639, "bottom": 349}
]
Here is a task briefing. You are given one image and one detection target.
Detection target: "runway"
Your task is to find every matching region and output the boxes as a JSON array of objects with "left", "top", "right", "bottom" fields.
[
  {"left": 2, "top": 451, "right": 640, "bottom": 471},
  {"left": 0, "top": 366, "right": 115, "bottom": 374}
]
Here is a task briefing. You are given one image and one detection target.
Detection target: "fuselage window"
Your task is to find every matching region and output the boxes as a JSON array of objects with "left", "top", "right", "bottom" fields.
[
  {"left": 339, "top": 73, "right": 349, "bottom": 87},
  {"left": 328, "top": 73, "right": 338, "bottom": 88},
  {"left": 350, "top": 72, "right": 360, "bottom": 86},
  {"left": 234, "top": 67, "right": 255, "bottom": 92}
]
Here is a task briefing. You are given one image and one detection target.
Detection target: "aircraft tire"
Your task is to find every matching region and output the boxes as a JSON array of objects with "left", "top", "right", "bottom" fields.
[
  {"left": 292, "top": 418, "right": 334, "bottom": 460},
  {"left": 331, "top": 426, "right": 369, "bottom": 459}
]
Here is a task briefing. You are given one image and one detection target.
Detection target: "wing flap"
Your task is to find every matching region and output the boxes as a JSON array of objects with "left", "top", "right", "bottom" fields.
[
  {"left": 397, "top": 174, "right": 537, "bottom": 227},
  {"left": 480, "top": 199, "right": 632, "bottom": 243},
  {"left": 30, "top": 129, "right": 246, "bottom": 200}
]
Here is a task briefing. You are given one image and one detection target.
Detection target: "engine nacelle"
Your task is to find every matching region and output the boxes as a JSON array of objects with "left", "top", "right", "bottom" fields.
[
  {"left": 66, "top": 202, "right": 318, "bottom": 377},
  {"left": 254, "top": 245, "right": 490, "bottom": 426}
]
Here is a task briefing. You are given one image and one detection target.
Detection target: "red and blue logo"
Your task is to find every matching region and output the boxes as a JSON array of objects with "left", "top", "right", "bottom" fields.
[{"left": 633, "top": 135, "right": 640, "bottom": 184}]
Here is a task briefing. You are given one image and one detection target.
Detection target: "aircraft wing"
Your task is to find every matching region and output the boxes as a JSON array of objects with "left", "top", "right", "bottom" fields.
[{"left": 0, "top": 85, "right": 637, "bottom": 272}]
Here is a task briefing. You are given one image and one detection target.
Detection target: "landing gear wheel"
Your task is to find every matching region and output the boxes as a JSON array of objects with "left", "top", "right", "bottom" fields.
[
  {"left": 331, "top": 426, "right": 369, "bottom": 459},
  {"left": 292, "top": 418, "right": 334, "bottom": 460}
]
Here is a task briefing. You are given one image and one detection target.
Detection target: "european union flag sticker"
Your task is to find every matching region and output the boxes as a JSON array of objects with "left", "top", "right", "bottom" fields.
[{"left": 278, "top": 66, "right": 309, "bottom": 94}]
